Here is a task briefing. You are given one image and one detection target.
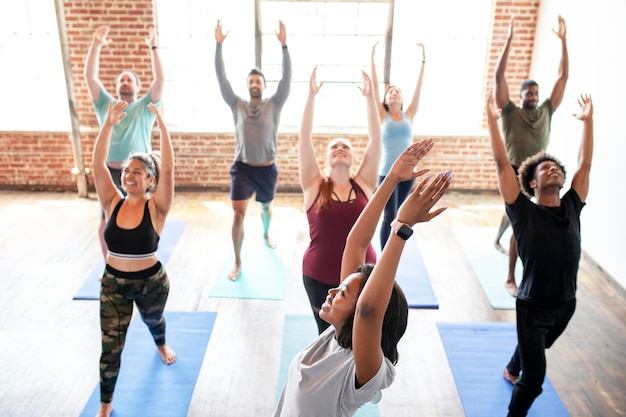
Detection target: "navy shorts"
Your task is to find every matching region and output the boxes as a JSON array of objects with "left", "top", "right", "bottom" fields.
[{"left": 229, "top": 161, "right": 278, "bottom": 203}]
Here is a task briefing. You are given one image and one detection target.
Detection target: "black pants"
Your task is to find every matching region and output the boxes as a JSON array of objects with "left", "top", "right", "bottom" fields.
[
  {"left": 506, "top": 298, "right": 576, "bottom": 417},
  {"left": 302, "top": 275, "right": 333, "bottom": 334}
]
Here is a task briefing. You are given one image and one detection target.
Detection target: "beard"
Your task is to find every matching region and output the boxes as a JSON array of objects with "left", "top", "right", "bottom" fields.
[{"left": 249, "top": 88, "right": 262, "bottom": 99}]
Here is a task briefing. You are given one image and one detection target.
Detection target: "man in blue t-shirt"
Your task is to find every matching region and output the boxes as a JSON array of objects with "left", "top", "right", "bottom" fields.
[{"left": 84, "top": 24, "right": 165, "bottom": 258}]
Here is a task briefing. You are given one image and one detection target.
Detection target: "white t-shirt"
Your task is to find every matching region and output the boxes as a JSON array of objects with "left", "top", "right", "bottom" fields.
[{"left": 273, "top": 327, "right": 396, "bottom": 417}]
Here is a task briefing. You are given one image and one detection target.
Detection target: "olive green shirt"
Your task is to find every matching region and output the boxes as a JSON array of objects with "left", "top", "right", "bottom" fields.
[{"left": 501, "top": 99, "right": 554, "bottom": 167}]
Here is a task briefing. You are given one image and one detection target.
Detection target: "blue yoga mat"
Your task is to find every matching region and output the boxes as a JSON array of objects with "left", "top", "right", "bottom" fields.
[
  {"left": 453, "top": 226, "right": 522, "bottom": 309},
  {"left": 79, "top": 311, "right": 216, "bottom": 417},
  {"left": 209, "top": 218, "right": 297, "bottom": 300},
  {"left": 73, "top": 220, "right": 186, "bottom": 300},
  {"left": 277, "top": 315, "right": 379, "bottom": 416},
  {"left": 437, "top": 322, "right": 569, "bottom": 417},
  {"left": 373, "top": 226, "right": 438, "bottom": 309}
]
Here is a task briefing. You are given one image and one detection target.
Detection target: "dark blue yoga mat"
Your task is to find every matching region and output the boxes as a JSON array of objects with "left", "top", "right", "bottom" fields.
[
  {"left": 373, "top": 226, "right": 438, "bottom": 309},
  {"left": 79, "top": 311, "right": 216, "bottom": 417},
  {"left": 73, "top": 220, "right": 186, "bottom": 300},
  {"left": 437, "top": 322, "right": 569, "bottom": 417},
  {"left": 277, "top": 315, "right": 379, "bottom": 416}
]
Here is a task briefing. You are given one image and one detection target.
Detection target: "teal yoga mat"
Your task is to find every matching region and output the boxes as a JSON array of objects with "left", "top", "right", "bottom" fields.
[
  {"left": 437, "top": 322, "right": 569, "bottom": 417},
  {"left": 277, "top": 315, "right": 379, "bottom": 416},
  {"left": 373, "top": 226, "right": 438, "bottom": 309},
  {"left": 79, "top": 311, "right": 217, "bottom": 417},
  {"left": 73, "top": 220, "right": 187, "bottom": 300},
  {"left": 453, "top": 226, "right": 522, "bottom": 309},
  {"left": 209, "top": 217, "right": 297, "bottom": 300}
]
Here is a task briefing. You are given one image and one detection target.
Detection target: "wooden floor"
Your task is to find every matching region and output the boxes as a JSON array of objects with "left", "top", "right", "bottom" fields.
[{"left": 0, "top": 189, "right": 624, "bottom": 417}]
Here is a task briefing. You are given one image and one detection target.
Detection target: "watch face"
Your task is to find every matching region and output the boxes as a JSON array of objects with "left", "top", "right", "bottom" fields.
[{"left": 398, "top": 224, "right": 413, "bottom": 240}]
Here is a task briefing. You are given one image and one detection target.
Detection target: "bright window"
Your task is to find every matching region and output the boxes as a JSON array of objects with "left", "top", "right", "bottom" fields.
[
  {"left": 0, "top": 0, "right": 70, "bottom": 131},
  {"left": 156, "top": 0, "right": 493, "bottom": 135}
]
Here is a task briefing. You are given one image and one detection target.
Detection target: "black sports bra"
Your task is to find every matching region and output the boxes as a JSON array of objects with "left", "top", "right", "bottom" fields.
[{"left": 103, "top": 199, "right": 159, "bottom": 258}]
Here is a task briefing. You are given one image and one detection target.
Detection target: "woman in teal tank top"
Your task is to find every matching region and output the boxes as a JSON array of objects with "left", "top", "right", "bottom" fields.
[{"left": 371, "top": 41, "right": 426, "bottom": 248}]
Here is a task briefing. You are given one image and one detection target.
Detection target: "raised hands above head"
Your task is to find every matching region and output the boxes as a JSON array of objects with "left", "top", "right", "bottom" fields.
[
  {"left": 388, "top": 140, "right": 433, "bottom": 182},
  {"left": 573, "top": 94, "right": 593, "bottom": 121},
  {"left": 91, "top": 25, "right": 111, "bottom": 47},
  {"left": 358, "top": 70, "right": 373, "bottom": 98},
  {"left": 417, "top": 42, "right": 425, "bottom": 61},
  {"left": 396, "top": 170, "right": 450, "bottom": 227},
  {"left": 506, "top": 17, "right": 515, "bottom": 40},
  {"left": 215, "top": 20, "right": 228, "bottom": 44},
  {"left": 275, "top": 20, "right": 287, "bottom": 46},
  {"left": 105, "top": 100, "right": 128, "bottom": 127},
  {"left": 485, "top": 91, "right": 502, "bottom": 121},
  {"left": 146, "top": 25, "right": 157, "bottom": 48},
  {"left": 308, "top": 66, "right": 323, "bottom": 96},
  {"left": 553, "top": 15, "right": 567, "bottom": 40}
]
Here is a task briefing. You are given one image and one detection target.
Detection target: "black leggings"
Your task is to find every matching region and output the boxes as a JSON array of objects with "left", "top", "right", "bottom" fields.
[
  {"left": 303, "top": 275, "right": 333, "bottom": 334},
  {"left": 506, "top": 298, "right": 576, "bottom": 417},
  {"left": 378, "top": 176, "right": 415, "bottom": 249}
]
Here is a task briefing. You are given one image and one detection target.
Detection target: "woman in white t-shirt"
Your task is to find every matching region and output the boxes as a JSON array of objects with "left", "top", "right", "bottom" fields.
[{"left": 274, "top": 140, "right": 451, "bottom": 416}]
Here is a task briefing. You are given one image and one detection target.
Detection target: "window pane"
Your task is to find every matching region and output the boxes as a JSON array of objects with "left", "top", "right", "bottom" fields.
[
  {"left": 0, "top": 0, "right": 70, "bottom": 131},
  {"left": 156, "top": 0, "right": 492, "bottom": 134}
]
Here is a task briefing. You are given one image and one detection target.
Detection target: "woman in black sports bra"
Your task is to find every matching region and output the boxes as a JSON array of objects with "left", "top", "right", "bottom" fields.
[{"left": 92, "top": 100, "right": 175, "bottom": 417}]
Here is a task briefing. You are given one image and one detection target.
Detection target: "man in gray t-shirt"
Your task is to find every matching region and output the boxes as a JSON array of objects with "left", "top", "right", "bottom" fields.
[{"left": 214, "top": 19, "right": 292, "bottom": 281}]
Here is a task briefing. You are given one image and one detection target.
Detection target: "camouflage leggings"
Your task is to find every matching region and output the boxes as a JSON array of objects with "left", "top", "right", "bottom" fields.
[{"left": 99, "top": 262, "right": 170, "bottom": 403}]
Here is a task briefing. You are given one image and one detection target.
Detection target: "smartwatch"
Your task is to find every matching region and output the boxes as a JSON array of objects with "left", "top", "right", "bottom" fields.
[{"left": 391, "top": 219, "right": 413, "bottom": 240}]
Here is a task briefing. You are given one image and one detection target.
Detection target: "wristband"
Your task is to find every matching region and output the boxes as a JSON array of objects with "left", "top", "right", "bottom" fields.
[{"left": 391, "top": 219, "right": 413, "bottom": 240}]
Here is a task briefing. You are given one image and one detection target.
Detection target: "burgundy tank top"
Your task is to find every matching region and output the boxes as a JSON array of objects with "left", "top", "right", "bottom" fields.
[{"left": 302, "top": 179, "right": 377, "bottom": 286}]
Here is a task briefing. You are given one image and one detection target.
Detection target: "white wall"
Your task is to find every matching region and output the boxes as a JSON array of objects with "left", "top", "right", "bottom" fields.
[{"left": 531, "top": 0, "right": 625, "bottom": 289}]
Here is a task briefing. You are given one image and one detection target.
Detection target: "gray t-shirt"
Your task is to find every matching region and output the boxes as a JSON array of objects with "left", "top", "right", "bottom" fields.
[
  {"left": 273, "top": 326, "right": 395, "bottom": 417},
  {"left": 215, "top": 43, "right": 291, "bottom": 164}
]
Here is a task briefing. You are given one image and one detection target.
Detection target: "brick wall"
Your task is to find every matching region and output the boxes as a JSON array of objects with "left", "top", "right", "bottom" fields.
[{"left": 0, "top": 0, "right": 539, "bottom": 193}]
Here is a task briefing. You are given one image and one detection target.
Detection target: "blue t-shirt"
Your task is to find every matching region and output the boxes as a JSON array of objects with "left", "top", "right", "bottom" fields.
[
  {"left": 379, "top": 112, "right": 413, "bottom": 176},
  {"left": 93, "top": 84, "right": 160, "bottom": 163}
]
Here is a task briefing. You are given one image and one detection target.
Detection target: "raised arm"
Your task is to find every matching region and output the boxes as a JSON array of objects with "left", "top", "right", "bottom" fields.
[
  {"left": 83, "top": 25, "right": 110, "bottom": 102},
  {"left": 494, "top": 17, "right": 514, "bottom": 109},
  {"left": 214, "top": 20, "right": 238, "bottom": 108},
  {"left": 353, "top": 71, "right": 382, "bottom": 196},
  {"left": 404, "top": 43, "right": 426, "bottom": 123},
  {"left": 146, "top": 25, "right": 165, "bottom": 102},
  {"left": 148, "top": 103, "right": 174, "bottom": 222},
  {"left": 350, "top": 151, "right": 450, "bottom": 387},
  {"left": 486, "top": 92, "right": 520, "bottom": 204},
  {"left": 370, "top": 42, "right": 386, "bottom": 122},
  {"left": 548, "top": 15, "right": 568, "bottom": 111},
  {"left": 340, "top": 139, "right": 433, "bottom": 281},
  {"left": 92, "top": 101, "right": 128, "bottom": 213},
  {"left": 299, "top": 67, "right": 324, "bottom": 210},
  {"left": 570, "top": 94, "right": 593, "bottom": 202},
  {"left": 273, "top": 20, "right": 292, "bottom": 108}
]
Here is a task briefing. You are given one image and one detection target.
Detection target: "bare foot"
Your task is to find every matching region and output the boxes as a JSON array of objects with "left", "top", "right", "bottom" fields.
[
  {"left": 264, "top": 235, "right": 277, "bottom": 249},
  {"left": 158, "top": 344, "right": 177, "bottom": 365},
  {"left": 228, "top": 264, "right": 241, "bottom": 281},
  {"left": 505, "top": 279, "right": 518, "bottom": 297},
  {"left": 502, "top": 368, "right": 519, "bottom": 385},
  {"left": 96, "top": 402, "right": 113, "bottom": 417},
  {"left": 494, "top": 241, "right": 508, "bottom": 255}
]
